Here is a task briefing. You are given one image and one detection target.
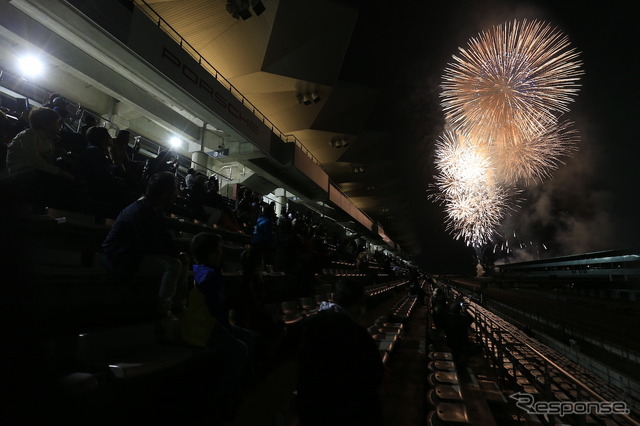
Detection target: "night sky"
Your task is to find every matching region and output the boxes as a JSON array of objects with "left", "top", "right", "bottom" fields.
[{"left": 338, "top": 0, "right": 640, "bottom": 274}]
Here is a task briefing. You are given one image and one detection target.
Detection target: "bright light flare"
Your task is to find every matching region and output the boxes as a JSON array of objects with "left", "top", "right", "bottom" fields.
[
  {"left": 18, "top": 55, "right": 44, "bottom": 78},
  {"left": 169, "top": 136, "right": 182, "bottom": 148}
]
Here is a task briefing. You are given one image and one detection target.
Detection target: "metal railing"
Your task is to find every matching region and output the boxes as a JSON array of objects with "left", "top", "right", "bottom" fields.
[
  {"left": 133, "top": 0, "right": 314, "bottom": 159},
  {"left": 132, "top": 0, "right": 378, "bottom": 231},
  {"left": 458, "top": 288, "right": 640, "bottom": 425}
]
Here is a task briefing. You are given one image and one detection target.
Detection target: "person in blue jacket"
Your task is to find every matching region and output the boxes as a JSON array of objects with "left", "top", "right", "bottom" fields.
[{"left": 189, "top": 232, "right": 254, "bottom": 410}]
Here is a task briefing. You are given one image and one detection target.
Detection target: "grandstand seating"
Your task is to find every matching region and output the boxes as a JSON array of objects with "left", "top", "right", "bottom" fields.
[
  {"left": 11, "top": 189, "right": 412, "bottom": 418},
  {"left": 441, "top": 285, "right": 639, "bottom": 425}
]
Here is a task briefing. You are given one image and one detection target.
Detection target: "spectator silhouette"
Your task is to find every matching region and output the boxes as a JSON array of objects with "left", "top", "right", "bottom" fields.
[
  {"left": 251, "top": 204, "right": 274, "bottom": 255},
  {"left": 110, "top": 130, "right": 132, "bottom": 178},
  {"left": 5, "top": 108, "right": 81, "bottom": 203},
  {"left": 101, "top": 171, "right": 188, "bottom": 319},
  {"left": 74, "top": 126, "right": 133, "bottom": 214},
  {"left": 80, "top": 114, "right": 97, "bottom": 137},
  {"left": 184, "top": 232, "right": 254, "bottom": 418},
  {"left": 184, "top": 167, "right": 196, "bottom": 189},
  {"left": 205, "top": 174, "right": 218, "bottom": 194},
  {"left": 297, "top": 279, "right": 384, "bottom": 426},
  {"left": 42, "top": 92, "right": 61, "bottom": 109},
  {"left": 273, "top": 219, "right": 299, "bottom": 274}
]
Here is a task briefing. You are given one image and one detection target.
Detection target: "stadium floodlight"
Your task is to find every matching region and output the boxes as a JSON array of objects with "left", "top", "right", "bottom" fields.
[
  {"left": 18, "top": 55, "right": 44, "bottom": 78},
  {"left": 170, "top": 136, "right": 182, "bottom": 149}
]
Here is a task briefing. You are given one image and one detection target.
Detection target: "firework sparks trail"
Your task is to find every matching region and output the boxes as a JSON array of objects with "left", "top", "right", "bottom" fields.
[
  {"left": 433, "top": 19, "right": 582, "bottom": 249},
  {"left": 493, "top": 119, "right": 580, "bottom": 184}
]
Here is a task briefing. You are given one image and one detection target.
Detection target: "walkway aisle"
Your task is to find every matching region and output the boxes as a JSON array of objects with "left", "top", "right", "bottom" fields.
[{"left": 381, "top": 302, "right": 427, "bottom": 425}]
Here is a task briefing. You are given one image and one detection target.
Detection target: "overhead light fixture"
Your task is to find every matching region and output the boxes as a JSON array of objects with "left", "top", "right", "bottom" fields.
[
  {"left": 297, "top": 90, "right": 321, "bottom": 106},
  {"left": 251, "top": 0, "right": 266, "bottom": 15},
  {"left": 330, "top": 135, "right": 349, "bottom": 148},
  {"left": 226, "top": 0, "right": 252, "bottom": 20}
]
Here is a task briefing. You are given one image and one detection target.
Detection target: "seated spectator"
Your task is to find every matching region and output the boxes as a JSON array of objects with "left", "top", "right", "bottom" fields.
[
  {"left": 184, "top": 167, "right": 196, "bottom": 189},
  {"left": 297, "top": 279, "right": 384, "bottom": 426},
  {"left": 205, "top": 174, "right": 218, "bottom": 194},
  {"left": 251, "top": 204, "right": 274, "bottom": 255},
  {"left": 51, "top": 97, "right": 71, "bottom": 122},
  {"left": 6, "top": 107, "right": 77, "bottom": 188},
  {"left": 101, "top": 172, "right": 188, "bottom": 319},
  {"left": 42, "top": 92, "right": 61, "bottom": 109},
  {"left": 187, "top": 173, "right": 208, "bottom": 213},
  {"left": 237, "top": 246, "right": 264, "bottom": 323},
  {"left": 110, "top": 130, "right": 132, "bottom": 178},
  {"left": 273, "top": 219, "right": 299, "bottom": 274},
  {"left": 79, "top": 114, "right": 97, "bottom": 137},
  {"left": 74, "top": 126, "right": 134, "bottom": 214},
  {"left": 142, "top": 149, "right": 178, "bottom": 182},
  {"left": 184, "top": 232, "right": 254, "bottom": 418}
]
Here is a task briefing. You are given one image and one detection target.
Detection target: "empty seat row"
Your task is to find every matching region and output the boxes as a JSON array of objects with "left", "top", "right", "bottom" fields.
[
  {"left": 469, "top": 298, "right": 627, "bottom": 409},
  {"left": 365, "top": 279, "right": 409, "bottom": 297},
  {"left": 368, "top": 316, "right": 405, "bottom": 365},
  {"left": 390, "top": 295, "right": 418, "bottom": 321},
  {"left": 426, "top": 350, "right": 470, "bottom": 425}
]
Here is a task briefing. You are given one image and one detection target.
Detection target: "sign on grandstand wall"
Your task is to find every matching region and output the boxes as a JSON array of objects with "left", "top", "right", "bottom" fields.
[{"left": 127, "top": 8, "right": 272, "bottom": 153}]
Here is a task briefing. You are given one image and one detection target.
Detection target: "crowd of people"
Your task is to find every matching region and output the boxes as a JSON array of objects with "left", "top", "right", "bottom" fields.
[{"left": 3, "top": 95, "right": 412, "bottom": 424}]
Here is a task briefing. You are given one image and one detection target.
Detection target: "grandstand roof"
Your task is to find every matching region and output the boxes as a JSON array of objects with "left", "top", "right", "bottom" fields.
[
  {"left": 140, "top": 0, "right": 640, "bottom": 271},
  {"left": 496, "top": 248, "right": 640, "bottom": 268}
]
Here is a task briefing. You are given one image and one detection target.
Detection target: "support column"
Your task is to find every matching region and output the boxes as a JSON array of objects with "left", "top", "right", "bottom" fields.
[
  {"left": 273, "top": 188, "right": 287, "bottom": 216},
  {"left": 191, "top": 151, "right": 210, "bottom": 174}
]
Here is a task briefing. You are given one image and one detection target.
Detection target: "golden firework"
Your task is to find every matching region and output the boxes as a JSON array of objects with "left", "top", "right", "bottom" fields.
[{"left": 441, "top": 19, "right": 582, "bottom": 148}]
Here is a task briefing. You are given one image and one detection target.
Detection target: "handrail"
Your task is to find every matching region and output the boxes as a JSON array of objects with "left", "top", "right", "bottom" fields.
[
  {"left": 466, "top": 296, "right": 640, "bottom": 426},
  {"left": 133, "top": 1, "right": 312, "bottom": 158},
  {"left": 133, "top": 0, "right": 379, "bottom": 230}
]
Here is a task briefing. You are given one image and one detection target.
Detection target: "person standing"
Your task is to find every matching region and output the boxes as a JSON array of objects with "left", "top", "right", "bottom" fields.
[{"left": 297, "top": 279, "right": 384, "bottom": 426}]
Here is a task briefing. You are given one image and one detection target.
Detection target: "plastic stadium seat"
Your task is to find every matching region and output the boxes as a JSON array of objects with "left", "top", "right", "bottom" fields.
[
  {"left": 428, "top": 371, "right": 459, "bottom": 386},
  {"left": 428, "top": 360, "right": 456, "bottom": 372},
  {"left": 299, "top": 297, "right": 316, "bottom": 311},
  {"left": 59, "top": 372, "right": 99, "bottom": 394},
  {"left": 76, "top": 322, "right": 192, "bottom": 380},
  {"left": 428, "top": 351, "right": 454, "bottom": 361},
  {"left": 281, "top": 300, "right": 300, "bottom": 315},
  {"left": 433, "top": 402, "right": 470, "bottom": 424},
  {"left": 434, "top": 384, "right": 463, "bottom": 402}
]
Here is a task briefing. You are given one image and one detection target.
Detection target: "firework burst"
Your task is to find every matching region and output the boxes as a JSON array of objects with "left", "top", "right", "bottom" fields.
[
  {"left": 441, "top": 19, "right": 583, "bottom": 148},
  {"left": 443, "top": 182, "right": 514, "bottom": 247},
  {"left": 433, "top": 129, "right": 494, "bottom": 197},
  {"left": 433, "top": 19, "right": 582, "bottom": 248},
  {"left": 492, "top": 119, "right": 580, "bottom": 184},
  {"left": 431, "top": 130, "right": 517, "bottom": 247}
]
